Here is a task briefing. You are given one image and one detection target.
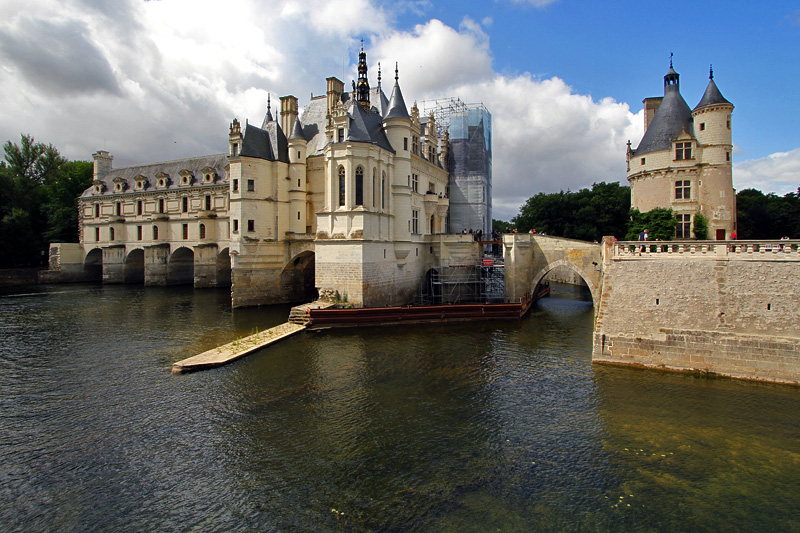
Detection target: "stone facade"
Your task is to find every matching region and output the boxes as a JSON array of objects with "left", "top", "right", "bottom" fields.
[
  {"left": 627, "top": 64, "right": 735, "bottom": 240},
  {"left": 593, "top": 239, "right": 800, "bottom": 384},
  {"left": 50, "top": 49, "right": 488, "bottom": 308}
]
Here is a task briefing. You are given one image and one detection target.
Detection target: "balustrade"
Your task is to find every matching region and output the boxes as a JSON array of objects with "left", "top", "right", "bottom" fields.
[{"left": 612, "top": 240, "right": 799, "bottom": 259}]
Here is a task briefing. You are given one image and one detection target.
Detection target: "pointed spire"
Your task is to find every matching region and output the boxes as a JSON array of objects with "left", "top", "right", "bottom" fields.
[
  {"left": 266, "top": 94, "right": 274, "bottom": 122},
  {"left": 289, "top": 116, "right": 306, "bottom": 141},
  {"left": 356, "top": 40, "right": 370, "bottom": 110},
  {"left": 709, "top": 64, "right": 714, "bottom": 80},
  {"left": 377, "top": 62, "right": 382, "bottom": 89},
  {"left": 384, "top": 62, "right": 410, "bottom": 120},
  {"left": 664, "top": 55, "right": 679, "bottom": 92},
  {"left": 694, "top": 66, "right": 732, "bottom": 110}
]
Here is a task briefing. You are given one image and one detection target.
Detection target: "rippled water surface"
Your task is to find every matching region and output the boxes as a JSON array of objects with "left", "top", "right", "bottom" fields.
[{"left": 1, "top": 283, "right": 799, "bottom": 531}]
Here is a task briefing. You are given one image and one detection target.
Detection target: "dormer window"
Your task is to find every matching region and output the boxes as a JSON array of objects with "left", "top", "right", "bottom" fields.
[
  {"left": 201, "top": 166, "right": 216, "bottom": 183},
  {"left": 155, "top": 172, "right": 169, "bottom": 189},
  {"left": 179, "top": 169, "right": 193, "bottom": 186},
  {"left": 675, "top": 141, "right": 692, "bottom": 160},
  {"left": 134, "top": 175, "right": 148, "bottom": 190},
  {"left": 92, "top": 180, "right": 105, "bottom": 195},
  {"left": 112, "top": 177, "right": 127, "bottom": 192},
  {"left": 337, "top": 128, "right": 344, "bottom": 143}
]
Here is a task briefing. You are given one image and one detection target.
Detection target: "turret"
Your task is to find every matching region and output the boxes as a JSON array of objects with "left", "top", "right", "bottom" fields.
[
  {"left": 692, "top": 65, "right": 734, "bottom": 165},
  {"left": 355, "top": 43, "right": 370, "bottom": 110}
]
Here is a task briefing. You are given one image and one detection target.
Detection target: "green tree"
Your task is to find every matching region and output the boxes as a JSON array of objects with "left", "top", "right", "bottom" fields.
[
  {"left": 512, "top": 182, "right": 630, "bottom": 241},
  {"left": 693, "top": 212, "right": 709, "bottom": 240},
  {"left": 492, "top": 218, "right": 513, "bottom": 233},
  {"left": 625, "top": 208, "right": 677, "bottom": 241}
]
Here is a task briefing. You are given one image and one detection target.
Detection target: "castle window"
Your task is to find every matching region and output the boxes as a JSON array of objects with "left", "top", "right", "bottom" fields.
[
  {"left": 153, "top": 225, "right": 158, "bottom": 240},
  {"left": 137, "top": 225, "right": 142, "bottom": 241},
  {"left": 94, "top": 204, "right": 100, "bottom": 218},
  {"left": 411, "top": 173, "right": 419, "bottom": 193},
  {"left": 199, "top": 223, "right": 206, "bottom": 239},
  {"left": 158, "top": 198, "right": 165, "bottom": 213},
  {"left": 247, "top": 179, "right": 254, "bottom": 192},
  {"left": 337, "top": 128, "right": 344, "bottom": 143},
  {"left": 675, "top": 142, "right": 692, "bottom": 160},
  {"left": 297, "top": 178, "right": 301, "bottom": 187},
  {"left": 297, "top": 211, "right": 301, "bottom": 220},
  {"left": 412, "top": 209, "right": 419, "bottom": 234},
  {"left": 182, "top": 223, "right": 188, "bottom": 239},
  {"left": 233, "top": 179, "right": 239, "bottom": 192},
  {"left": 115, "top": 202, "right": 121, "bottom": 216},
  {"left": 676, "top": 213, "right": 691, "bottom": 239},
  {"left": 247, "top": 219, "right": 255, "bottom": 232},
  {"left": 109, "top": 227, "right": 115, "bottom": 241},
  {"left": 372, "top": 168, "right": 377, "bottom": 207},
  {"left": 430, "top": 215, "right": 435, "bottom": 234},
  {"left": 232, "top": 143, "right": 238, "bottom": 157},
  {"left": 640, "top": 157, "right": 646, "bottom": 165},
  {"left": 699, "top": 123, "right": 705, "bottom": 131},
  {"left": 381, "top": 171, "right": 386, "bottom": 209},
  {"left": 726, "top": 152, "right": 730, "bottom": 162},
  {"left": 137, "top": 200, "right": 143, "bottom": 215},
  {"left": 182, "top": 196, "right": 188, "bottom": 213},
  {"left": 338, "top": 166, "right": 345, "bottom": 207},
  {"left": 233, "top": 220, "right": 239, "bottom": 233},
  {"left": 404, "top": 137, "right": 408, "bottom": 151},
  {"left": 205, "top": 195, "right": 212, "bottom": 211},
  {"left": 727, "top": 117, "right": 731, "bottom": 129},
  {"left": 675, "top": 180, "right": 691, "bottom": 200},
  {"left": 95, "top": 227, "right": 100, "bottom": 241},
  {"left": 355, "top": 166, "right": 364, "bottom": 206},
  {"left": 412, "top": 136, "right": 419, "bottom": 155}
]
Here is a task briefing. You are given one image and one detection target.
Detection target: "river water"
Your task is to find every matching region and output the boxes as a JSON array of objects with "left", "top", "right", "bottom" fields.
[{"left": 0, "top": 283, "right": 798, "bottom": 531}]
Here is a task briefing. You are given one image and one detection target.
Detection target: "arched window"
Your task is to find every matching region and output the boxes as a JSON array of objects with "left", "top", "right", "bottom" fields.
[
  {"left": 153, "top": 225, "right": 159, "bottom": 240},
  {"left": 338, "top": 166, "right": 345, "bottom": 207},
  {"left": 372, "top": 168, "right": 377, "bottom": 207},
  {"left": 109, "top": 227, "right": 115, "bottom": 241},
  {"left": 199, "top": 223, "right": 206, "bottom": 239},
  {"left": 381, "top": 171, "right": 386, "bottom": 210},
  {"left": 355, "top": 166, "right": 364, "bottom": 206}
]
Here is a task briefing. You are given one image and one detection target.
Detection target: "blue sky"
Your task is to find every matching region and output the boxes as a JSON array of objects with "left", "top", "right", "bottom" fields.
[{"left": 0, "top": 0, "right": 798, "bottom": 220}]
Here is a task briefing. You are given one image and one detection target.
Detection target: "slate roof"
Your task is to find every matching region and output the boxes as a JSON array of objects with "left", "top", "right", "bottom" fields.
[
  {"left": 346, "top": 101, "right": 395, "bottom": 152},
  {"left": 289, "top": 117, "right": 306, "bottom": 141},
  {"left": 385, "top": 81, "right": 410, "bottom": 120},
  {"left": 80, "top": 153, "right": 229, "bottom": 197},
  {"left": 241, "top": 122, "right": 289, "bottom": 163},
  {"left": 694, "top": 78, "right": 732, "bottom": 110},
  {"left": 633, "top": 73, "right": 694, "bottom": 157}
]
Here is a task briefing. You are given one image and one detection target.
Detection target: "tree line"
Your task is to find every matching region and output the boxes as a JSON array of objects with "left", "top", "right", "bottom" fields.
[
  {"left": 496, "top": 182, "right": 800, "bottom": 242},
  {"left": 0, "top": 135, "right": 93, "bottom": 268}
]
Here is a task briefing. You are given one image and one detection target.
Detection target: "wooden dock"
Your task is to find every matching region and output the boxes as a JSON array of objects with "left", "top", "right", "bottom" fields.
[{"left": 171, "top": 321, "right": 305, "bottom": 374}]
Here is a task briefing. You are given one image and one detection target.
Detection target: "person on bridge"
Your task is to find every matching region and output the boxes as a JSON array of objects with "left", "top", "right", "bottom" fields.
[{"left": 638, "top": 229, "right": 649, "bottom": 253}]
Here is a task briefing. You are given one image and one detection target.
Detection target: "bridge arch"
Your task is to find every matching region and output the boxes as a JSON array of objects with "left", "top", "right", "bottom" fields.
[
  {"left": 216, "top": 247, "right": 231, "bottom": 287},
  {"left": 167, "top": 246, "right": 194, "bottom": 285},
  {"left": 280, "top": 250, "right": 316, "bottom": 303},
  {"left": 123, "top": 248, "right": 145, "bottom": 284},
  {"left": 83, "top": 248, "right": 103, "bottom": 280},
  {"left": 531, "top": 258, "right": 598, "bottom": 304}
]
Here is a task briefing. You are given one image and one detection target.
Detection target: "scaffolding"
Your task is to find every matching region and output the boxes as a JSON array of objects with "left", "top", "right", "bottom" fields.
[{"left": 416, "top": 262, "right": 505, "bottom": 305}]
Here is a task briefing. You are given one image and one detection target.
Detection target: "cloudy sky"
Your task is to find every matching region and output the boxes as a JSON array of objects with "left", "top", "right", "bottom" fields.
[{"left": 1, "top": 0, "right": 798, "bottom": 220}]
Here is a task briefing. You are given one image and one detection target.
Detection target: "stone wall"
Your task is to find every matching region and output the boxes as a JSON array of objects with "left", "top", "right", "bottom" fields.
[{"left": 594, "top": 241, "right": 800, "bottom": 384}]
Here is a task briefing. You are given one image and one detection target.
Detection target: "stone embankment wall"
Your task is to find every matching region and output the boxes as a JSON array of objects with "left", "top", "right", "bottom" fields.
[
  {"left": 0, "top": 268, "right": 44, "bottom": 286},
  {"left": 593, "top": 240, "right": 800, "bottom": 385}
]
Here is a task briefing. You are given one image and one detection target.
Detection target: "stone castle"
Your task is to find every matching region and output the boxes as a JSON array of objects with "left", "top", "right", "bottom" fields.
[
  {"left": 627, "top": 61, "right": 735, "bottom": 239},
  {"left": 49, "top": 48, "right": 492, "bottom": 308}
]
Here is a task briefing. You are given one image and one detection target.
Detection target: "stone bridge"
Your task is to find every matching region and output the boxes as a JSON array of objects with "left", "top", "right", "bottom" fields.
[{"left": 502, "top": 234, "right": 602, "bottom": 303}]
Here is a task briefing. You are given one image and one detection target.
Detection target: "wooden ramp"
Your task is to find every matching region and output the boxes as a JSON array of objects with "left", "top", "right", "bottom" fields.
[{"left": 172, "top": 322, "right": 305, "bottom": 374}]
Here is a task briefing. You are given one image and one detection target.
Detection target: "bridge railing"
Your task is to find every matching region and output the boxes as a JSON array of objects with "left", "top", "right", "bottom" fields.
[{"left": 612, "top": 240, "right": 800, "bottom": 259}]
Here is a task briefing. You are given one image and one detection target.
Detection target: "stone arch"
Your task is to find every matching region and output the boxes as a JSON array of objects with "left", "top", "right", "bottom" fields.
[
  {"left": 530, "top": 259, "right": 598, "bottom": 304},
  {"left": 280, "top": 250, "right": 316, "bottom": 303},
  {"left": 167, "top": 246, "right": 194, "bottom": 285},
  {"left": 216, "top": 248, "right": 231, "bottom": 287},
  {"left": 124, "top": 248, "right": 145, "bottom": 284},
  {"left": 83, "top": 248, "right": 103, "bottom": 281}
]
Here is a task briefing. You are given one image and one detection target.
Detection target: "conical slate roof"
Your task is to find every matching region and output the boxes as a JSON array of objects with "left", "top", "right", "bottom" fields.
[
  {"left": 694, "top": 78, "right": 731, "bottom": 110},
  {"left": 633, "top": 69, "right": 694, "bottom": 157},
  {"left": 289, "top": 117, "right": 306, "bottom": 141},
  {"left": 384, "top": 81, "right": 410, "bottom": 120}
]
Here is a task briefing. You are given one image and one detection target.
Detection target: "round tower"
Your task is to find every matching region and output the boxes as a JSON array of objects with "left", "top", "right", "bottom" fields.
[{"left": 692, "top": 66, "right": 734, "bottom": 166}]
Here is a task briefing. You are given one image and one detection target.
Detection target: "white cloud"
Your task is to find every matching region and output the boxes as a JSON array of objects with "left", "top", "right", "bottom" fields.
[{"left": 734, "top": 148, "right": 800, "bottom": 195}]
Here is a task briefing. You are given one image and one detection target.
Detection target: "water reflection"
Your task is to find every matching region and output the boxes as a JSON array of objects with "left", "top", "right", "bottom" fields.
[{"left": 0, "top": 283, "right": 798, "bottom": 531}]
